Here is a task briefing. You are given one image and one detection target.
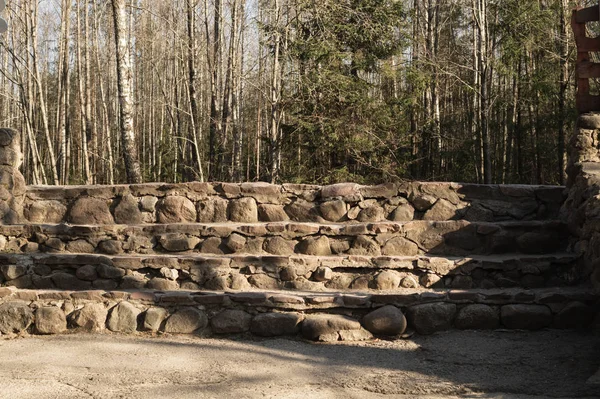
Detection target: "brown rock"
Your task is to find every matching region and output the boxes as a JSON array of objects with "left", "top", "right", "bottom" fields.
[
  {"left": 408, "top": 303, "right": 457, "bottom": 335},
  {"left": 143, "top": 307, "right": 168, "bottom": 331},
  {"left": 284, "top": 201, "right": 323, "bottom": 222},
  {"left": 251, "top": 313, "right": 303, "bottom": 337},
  {"left": 410, "top": 194, "right": 437, "bottom": 211},
  {"left": 164, "top": 308, "right": 207, "bottom": 333},
  {"left": 224, "top": 233, "right": 246, "bottom": 252},
  {"left": 319, "top": 200, "right": 347, "bottom": 222},
  {"left": 0, "top": 302, "right": 33, "bottom": 334},
  {"left": 390, "top": 203, "right": 415, "bottom": 221},
  {"left": 0, "top": 264, "right": 26, "bottom": 280},
  {"left": 68, "top": 197, "right": 114, "bottom": 225},
  {"left": 35, "top": 307, "right": 67, "bottom": 334},
  {"left": 348, "top": 235, "right": 381, "bottom": 256},
  {"left": 199, "top": 237, "right": 225, "bottom": 254},
  {"left": 455, "top": 304, "right": 499, "bottom": 330},
  {"left": 375, "top": 270, "right": 401, "bottom": 290},
  {"left": 156, "top": 196, "right": 196, "bottom": 223},
  {"left": 423, "top": 199, "right": 459, "bottom": 221},
  {"left": 25, "top": 200, "right": 67, "bottom": 223},
  {"left": 197, "top": 197, "right": 228, "bottom": 222},
  {"left": 358, "top": 206, "right": 385, "bottom": 222},
  {"left": 228, "top": 197, "right": 258, "bottom": 223},
  {"left": 320, "top": 183, "right": 360, "bottom": 201},
  {"left": 75, "top": 265, "right": 98, "bottom": 281},
  {"left": 159, "top": 234, "right": 201, "bottom": 252},
  {"left": 248, "top": 274, "right": 281, "bottom": 289},
  {"left": 362, "top": 305, "right": 407, "bottom": 335},
  {"left": 313, "top": 266, "right": 333, "bottom": 282},
  {"left": 211, "top": 310, "right": 252, "bottom": 334},
  {"left": 66, "top": 239, "right": 95, "bottom": 253},
  {"left": 258, "top": 204, "right": 289, "bottom": 222},
  {"left": 301, "top": 314, "right": 361, "bottom": 341},
  {"left": 263, "top": 237, "right": 295, "bottom": 255},
  {"left": 147, "top": 277, "right": 179, "bottom": 291},
  {"left": 297, "top": 236, "right": 331, "bottom": 256},
  {"left": 97, "top": 240, "right": 123, "bottom": 255},
  {"left": 553, "top": 302, "right": 595, "bottom": 329},
  {"left": 69, "top": 303, "right": 108, "bottom": 331},
  {"left": 500, "top": 304, "right": 552, "bottom": 330},
  {"left": 381, "top": 237, "right": 419, "bottom": 256},
  {"left": 114, "top": 194, "right": 143, "bottom": 224}
]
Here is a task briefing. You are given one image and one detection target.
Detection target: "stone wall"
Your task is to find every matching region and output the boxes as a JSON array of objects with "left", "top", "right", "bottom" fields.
[
  {"left": 563, "top": 113, "right": 600, "bottom": 291},
  {"left": 0, "top": 286, "right": 596, "bottom": 339},
  {"left": 23, "top": 181, "right": 564, "bottom": 225}
]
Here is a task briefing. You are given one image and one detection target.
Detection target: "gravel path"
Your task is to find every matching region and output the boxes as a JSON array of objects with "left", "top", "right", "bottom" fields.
[{"left": 0, "top": 330, "right": 598, "bottom": 399}]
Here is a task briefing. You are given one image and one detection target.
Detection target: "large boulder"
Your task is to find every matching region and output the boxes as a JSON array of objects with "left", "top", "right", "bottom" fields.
[
  {"left": 362, "top": 305, "right": 407, "bottom": 335},
  {"left": 301, "top": 314, "right": 361, "bottom": 341},
  {"left": 408, "top": 303, "right": 456, "bottom": 335},
  {"left": 107, "top": 302, "right": 141, "bottom": 333},
  {"left": 113, "top": 194, "right": 143, "bottom": 224},
  {"left": 69, "top": 303, "right": 108, "bottom": 331},
  {"left": 454, "top": 304, "right": 499, "bottom": 330},
  {"left": 157, "top": 196, "right": 196, "bottom": 223},
  {"left": 68, "top": 197, "right": 114, "bottom": 224},
  {"left": 228, "top": 197, "right": 258, "bottom": 223},
  {"left": 500, "top": 304, "right": 552, "bottom": 330},
  {"left": 250, "top": 313, "right": 303, "bottom": 337},
  {"left": 164, "top": 308, "right": 207, "bottom": 333},
  {"left": 0, "top": 302, "right": 33, "bottom": 334},
  {"left": 211, "top": 310, "right": 252, "bottom": 334},
  {"left": 197, "top": 197, "right": 228, "bottom": 223},
  {"left": 35, "top": 307, "right": 67, "bottom": 334}
]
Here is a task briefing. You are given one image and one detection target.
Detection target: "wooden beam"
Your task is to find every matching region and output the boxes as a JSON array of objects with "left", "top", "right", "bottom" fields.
[
  {"left": 575, "top": 5, "right": 600, "bottom": 23},
  {"left": 577, "top": 61, "right": 600, "bottom": 79},
  {"left": 574, "top": 36, "right": 600, "bottom": 52},
  {"left": 577, "top": 94, "right": 600, "bottom": 114}
]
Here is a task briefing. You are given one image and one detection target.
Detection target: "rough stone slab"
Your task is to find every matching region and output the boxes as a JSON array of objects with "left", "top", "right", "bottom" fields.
[
  {"left": 164, "top": 308, "right": 207, "bottom": 333},
  {"left": 69, "top": 303, "right": 108, "bottom": 332},
  {"left": 251, "top": 313, "right": 303, "bottom": 337},
  {"left": 211, "top": 309, "right": 252, "bottom": 334},
  {"left": 301, "top": 314, "right": 361, "bottom": 341},
  {"left": 408, "top": 302, "right": 457, "bottom": 335},
  {"left": 107, "top": 302, "right": 141, "bottom": 333},
  {"left": 0, "top": 302, "right": 34, "bottom": 334},
  {"left": 35, "top": 307, "right": 67, "bottom": 334}
]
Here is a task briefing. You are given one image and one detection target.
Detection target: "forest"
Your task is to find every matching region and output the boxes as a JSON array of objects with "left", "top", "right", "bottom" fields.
[{"left": 0, "top": 0, "right": 587, "bottom": 186}]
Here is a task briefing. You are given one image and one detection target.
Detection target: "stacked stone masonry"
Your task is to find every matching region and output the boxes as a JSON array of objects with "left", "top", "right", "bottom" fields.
[
  {"left": 0, "top": 168, "right": 595, "bottom": 339},
  {"left": 0, "top": 287, "right": 596, "bottom": 340}
]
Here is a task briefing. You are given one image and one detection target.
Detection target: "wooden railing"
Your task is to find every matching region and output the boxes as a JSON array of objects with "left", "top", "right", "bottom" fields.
[{"left": 573, "top": 5, "right": 600, "bottom": 113}]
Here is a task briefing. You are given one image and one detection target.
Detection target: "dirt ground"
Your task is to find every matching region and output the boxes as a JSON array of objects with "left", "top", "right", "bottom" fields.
[{"left": 0, "top": 330, "right": 598, "bottom": 399}]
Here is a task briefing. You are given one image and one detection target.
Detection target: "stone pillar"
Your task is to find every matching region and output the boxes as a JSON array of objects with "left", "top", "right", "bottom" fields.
[
  {"left": 562, "top": 114, "right": 600, "bottom": 290},
  {"left": 0, "top": 128, "right": 25, "bottom": 224}
]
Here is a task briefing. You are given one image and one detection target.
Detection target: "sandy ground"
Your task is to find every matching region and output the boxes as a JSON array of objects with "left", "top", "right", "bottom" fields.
[{"left": 0, "top": 330, "right": 598, "bottom": 399}]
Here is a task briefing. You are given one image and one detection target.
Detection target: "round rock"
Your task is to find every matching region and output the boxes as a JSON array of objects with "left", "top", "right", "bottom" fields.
[
  {"left": 35, "top": 307, "right": 67, "bottom": 335},
  {"left": 362, "top": 305, "right": 407, "bottom": 336},
  {"left": 164, "top": 308, "right": 207, "bottom": 334},
  {"left": 0, "top": 302, "right": 34, "bottom": 334}
]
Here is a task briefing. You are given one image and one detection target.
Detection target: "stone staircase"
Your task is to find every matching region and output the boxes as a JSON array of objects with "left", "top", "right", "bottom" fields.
[{"left": 0, "top": 180, "right": 597, "bottom": 340}]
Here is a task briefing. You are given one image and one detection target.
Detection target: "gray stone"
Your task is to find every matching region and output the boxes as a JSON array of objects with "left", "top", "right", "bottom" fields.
[
  {"left": 284, "top": 202, "right": 323, "bottom": 222},
  {"left": 69, "top": 303, "right": 108, "bottom": 331},
  {"left": 160, "top": 234, "right": 201, "bottom": 252},
  {"left": 224, "top": 233, "right": 246, "bottom": 253},
  {"left": 301, "top": 314, "right": 361, "bottom": 341},
  {"left": 107, "top": 302, "right": 141, "bottom": 333},
  {"left": 120, "top": 275, "right": 148, "bottom": 289},
  {"left": 375, "top": 270, "right": 401, "bottom": 290},
  {"left": 358, "top": 206, "right": 385, "bottom": 222},
  {"left": 51, "top": 273, "right": 92, "bottom": 290},
  {"left": 156, "top": 196, "right": 196, "bottom": 223},
  {"left": 516, "top": 232, "right": 559, "bottom": 254},
  {"left": 408, "top": 303, "right": 457, "bottom": 335},
  {"left": 97, "top": 240, "right": 123, "bottom": 255},
  {"left": 228, "top": 197, "right": 258, "bottom": 223},
  {"left": 25, "top": 200, "right": 67, "bottom": 223},
  {"left": 553, "top": 302, "right": 595, "bottom": 329},
  {"left": 140, "top": 196, "right": 158, "bottom": 212},
  {"left": 348, "top": 235, "right": 381, "bottom": 256},
  {"left": 455, "top": 304, "right": 499, "bottom": 330},
  {"left": 390, "top": 203, "right": 415, "bottom": 221},
  {"left": 339, "top": 328, "right": 374, "bottom": 341},
  {"left": 164, "top": 308, "right": 208, "bottom": 333},
  {"left": 258, "top": 204, "right": 289, "bottom": 222},
  {"left": 68, "top": 197, "right": 114, "bottom": 225},
  {"left": 144, "top": 307, "right": 168, "bottom": 331},
  {"left": 320, "top": 183, "right": 360, "bottom": 201},
  {"left": 211, "top": 310, "right": 252, "bottom": 334},
  {"left": 75, "top": 265, "right": 98, "bottom": 281},
  {"left": 362, "top": 305, "right": 407, "bottom": 335},
  {"left": 147, "top": 278, "right": 179, "bottom": 291},
  {"left": 250, "top": 313, "right": 303, "bottom": 337},
  {"left": 0, "top": 302, "right": 33, "bottom": 334},
  {"left": 35, "top": 307, "right": 67, "bottom": 334},
  {"left": 500, "top": 304, "right": 552, "bottom": 330},
  {"left": 400, "top": 276, "right": 419, "bottom": 288},
  {"left": 319, "top": 200, "right": 347, "bottom": 222},
  {"left": 381, "top": 237, "right": 419, "bottom": 256},
  {"left": 44, "top": 238, "right": 65, "bottom": 252},
  {"left": 160, "top": 267, "right": 179, "bottom": 281},
  {"left": 0, "top": 264, "right": 27, "bottom": 280},
  {"left": 197, "top": 197, "right": 228, "bottom": 222},
  {"left": 423, "top": 199, "right": 459, "bottom": 221},
  {"left": 248, "top": 274, "right": 280, "bottom": 289},
  {"left": 451, "top": 275, "right": 473, "bottom": 289},
  {"left": 230, "top": 274, "right": 251, "bottom": 290},
  {"left": 297, "top": 236, "right": 331, "bottom": 256},
  {"left": 313, "top": 267, "right": 333, "bottom": 282},
  {"left": 199, "top": 237, "right": 225, "bottom": 254},
  {"left": 114, "top": 194, "right": 143, "bottom": 224},
  {"left": 97, "top": 264, "right": 126, "bottom": 279},
  {"left": 410, "top": 194, "right": 437, "bottom": 212},
  {"left": 66, "top": 239, "right": 95, "bottom": 253},
  {"left": 263, "top": 237, "right": 295, "bottom": 255},
  {"left": 93, "top": 279, "right": 119, "bottom": 290}
]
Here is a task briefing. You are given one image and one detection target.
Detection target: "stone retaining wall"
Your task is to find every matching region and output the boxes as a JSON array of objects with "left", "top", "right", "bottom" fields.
[
  {"left": 24, "top": 181, "right": 565, "bottom": 225},
  {"left": 0, "top": 287, "right": 596, "bottom": 340}
]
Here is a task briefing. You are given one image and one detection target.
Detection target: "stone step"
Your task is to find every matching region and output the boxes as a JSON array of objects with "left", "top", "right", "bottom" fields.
[
  {"left": 0, "top": 286, "right": 596, "bottom": 340},
  {"left": 0, "top": 252, "right": 581, "bottom": 292},
  {"left": 0, "top": 220, "right": 568, "bottom": 257},
  {"left": 24, "top": 181, "right": 565, "bottom": 225}
]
